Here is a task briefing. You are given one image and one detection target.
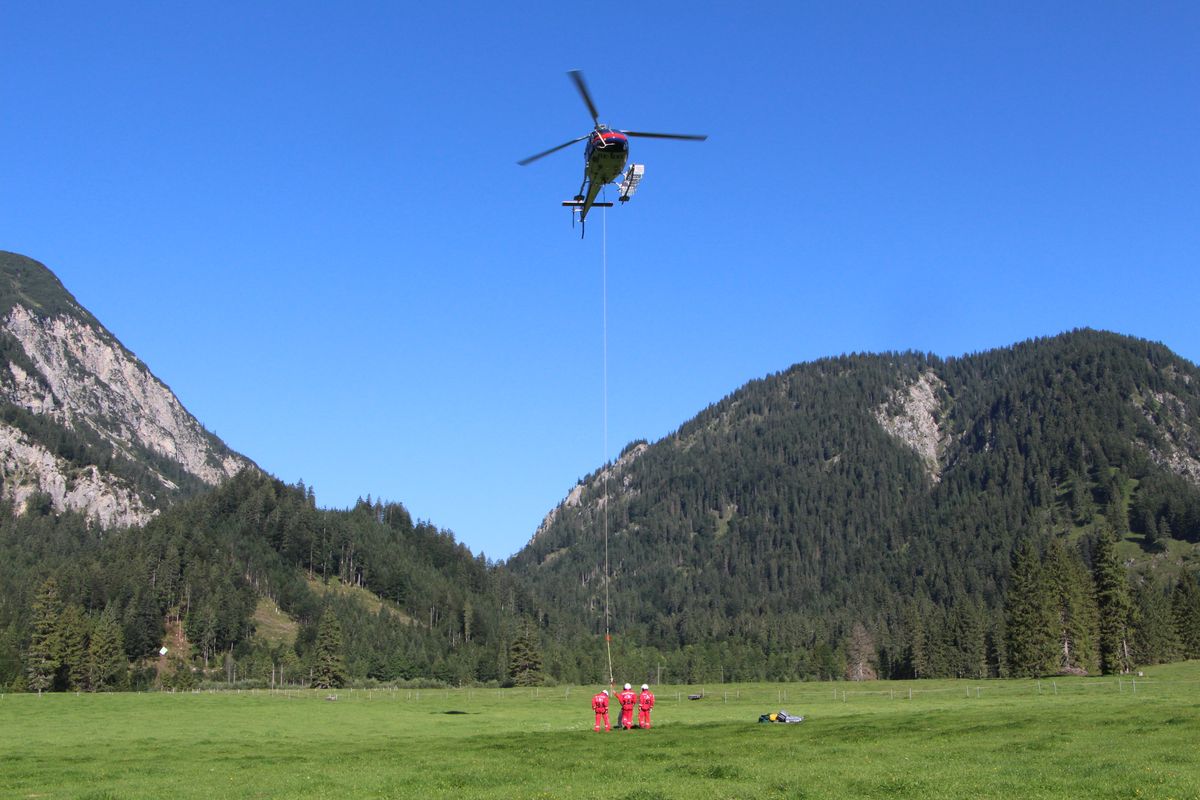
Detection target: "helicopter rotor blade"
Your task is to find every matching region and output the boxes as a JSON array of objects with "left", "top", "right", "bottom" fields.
[
  {"left": 568, "top": 70, "right": 601, "bottom": 127},
  {"left": 620, "top": 131, "right": 708, "bottom": 141},
  {"left": 517, "top": 134, "right": 591, "bottom": 166}
]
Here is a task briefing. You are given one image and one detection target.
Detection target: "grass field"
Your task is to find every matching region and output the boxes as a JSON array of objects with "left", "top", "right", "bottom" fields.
[{"left": 3, "top": 663, "right": 1199, "bottom": 799}]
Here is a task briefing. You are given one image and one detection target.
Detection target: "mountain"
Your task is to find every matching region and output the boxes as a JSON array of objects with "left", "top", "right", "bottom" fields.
[
  {"left": 0, "top": 251, "right": 253, "bottom": 527},
  {"left": 0, "top": 252, "right": 531, "bottom": 693},
  {"left": 0, "top": 467, "right": 533, "bottom": 691},
  {"left": 510, "top": 330, "right": 1200, "bottom": 679},
  {"left": 3, "top": 250, "right": 1198, "bottom": 688}
]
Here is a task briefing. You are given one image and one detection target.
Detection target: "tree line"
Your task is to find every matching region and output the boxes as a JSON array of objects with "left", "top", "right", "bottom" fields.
[
  {"left": 0, "top": 471, "right": 540, "bottom": 691},
  {"left": 3, "top": 330, "right": 1200, "bottom": 689},
  {"left": 509, "top": 331, "right": 1200, "bottom": 682}
]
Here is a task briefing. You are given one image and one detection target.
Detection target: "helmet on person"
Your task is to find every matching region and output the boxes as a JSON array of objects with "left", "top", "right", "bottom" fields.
[
  {"left": 602, "top": 690, "right": 609, "bottom": 696},
  {"left": 624, "top": 683, "right": 631, "bottom": 690},
  {"left": 641, "top": 684, "right": 649, "bottom": 690}
]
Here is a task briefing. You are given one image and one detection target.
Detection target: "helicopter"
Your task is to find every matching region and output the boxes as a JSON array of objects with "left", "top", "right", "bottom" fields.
[{"left": 518, "top": 71, "right": 706, "bottom": 233}]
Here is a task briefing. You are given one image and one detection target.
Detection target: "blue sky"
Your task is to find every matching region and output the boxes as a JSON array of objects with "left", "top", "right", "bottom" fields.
[{"left": 3, "top": 2, "right": 1198, "bottom": 559}]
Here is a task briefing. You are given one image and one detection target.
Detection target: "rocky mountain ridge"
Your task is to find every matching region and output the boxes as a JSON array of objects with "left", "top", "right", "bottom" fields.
[
  {"left": 0, "top": 251, "right": 254, "bottom": 526},
  {"left": 510, "top": 330, "right": 1200, "bottom": 659}
]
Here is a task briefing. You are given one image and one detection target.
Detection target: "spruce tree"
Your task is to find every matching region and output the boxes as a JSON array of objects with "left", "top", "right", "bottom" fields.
[
  {"left": 1132, "top": 581, "right": 1180, "bottom": 665},
  {"left": 900, "top": 599, "right": 930, "bottom": 679},
  {"left": 58, "top": 604, "right": 90, "bottom": 691},
  {"left": 312, "top": 611, "right": 348, "bottom": 689},
  {"left": 1004, "top": 539, "right": 1057, "bottom": 676},
  {"left": 88, "top": 605, "right": 128, "bottom": 691},
  {"left": 508, "top": 620, "right": 544, "bottom": 687},
  {"left": 1069, "top": 473, "right": 1096, "bottom": 524},
  {"left": 123, "top": 590, "right": 163, "bottom": 660},
  {"left": 1092, "top": 532, "right": 1134, "bottom": 674},
  {"left": 1172, "top": 571, "right": 1200, "bottom": 659},
  {"left": 1044, "top": 538, "right": 1099, "bottom": 674},
  {"left": 947, "top": 601, "right": 988, "bottom": 679},
  {"left": 26, "top": 577, "right": 64, "bottom": 694},
  {"left": 0, "top": 624, "right": 22, "bottom": 688}
]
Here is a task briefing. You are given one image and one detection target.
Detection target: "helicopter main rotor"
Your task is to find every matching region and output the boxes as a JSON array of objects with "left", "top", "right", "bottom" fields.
[
  {"left": 517, "top": 70, "right": 706, "bottom": 166},
  {"left": 569, "top": 70, "right": 601, "bottom": 128}
]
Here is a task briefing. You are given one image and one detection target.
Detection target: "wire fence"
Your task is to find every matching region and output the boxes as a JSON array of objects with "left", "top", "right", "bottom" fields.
[{"left": 157, "top": 672, "right": 1200, "bottom": 708}]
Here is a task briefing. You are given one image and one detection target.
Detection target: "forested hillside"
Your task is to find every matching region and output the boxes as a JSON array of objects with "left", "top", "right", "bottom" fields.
[
  {"left": 511, "top": 330, "right": 1200, "bottom": 682},
  {"left": 0, "top": 471, "right": 538, "bottom": 691},
  {"left": 0, "top": 253, "right": 543, "bottom": 693},
  {"left": 4, "top": 326, "right": 1200, "bottom": 692}
]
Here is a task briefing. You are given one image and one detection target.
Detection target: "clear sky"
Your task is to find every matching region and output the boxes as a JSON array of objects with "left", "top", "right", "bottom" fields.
[{"left": 3, "top": 2, "right": 1198, "bottom": 559}]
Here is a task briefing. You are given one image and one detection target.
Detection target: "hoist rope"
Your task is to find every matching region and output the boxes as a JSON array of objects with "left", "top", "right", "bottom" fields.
[{"left": 602, "top": 203, "right": 614, "bottom": 688}]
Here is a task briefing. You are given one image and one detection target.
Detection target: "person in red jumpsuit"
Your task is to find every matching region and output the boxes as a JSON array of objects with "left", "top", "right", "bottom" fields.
[
  {"left": 591, "top": 689, "right": 610, "bottom": 732},
  {"left": 637, "top": 683, "right": 655, "bottom": 728},
  {"left": 617, "top": 683, "right": 637, "bottom": 730}
]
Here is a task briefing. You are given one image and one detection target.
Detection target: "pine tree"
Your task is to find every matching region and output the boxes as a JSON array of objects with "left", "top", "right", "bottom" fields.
[
  {"left": 986, "top": 618, "right": 1007, "bottom": 678},
  {"left": 88, "top": 605, "right": 128, "bottom": 691},
  {"left": 899, "top": 599, "right": 930, "bottom": 679},
  {"left": 1132, "top": 581, "right": 1180, "bottom": 665},
  {"left": 1142, "top": 514, "right": 1163, "bottom": 552},
  {"left": 58, "top": 604, "right": 90, "bottom": 691},
  {"left": 947, "top": 601, "right": 988, "bottom": 679},
  {"left": 1069, "top": 473, "right": 1096, "bottom": 524},
  {"left": 0, "top": 624, "right": 22, "bottom": 688},
  {"left": 1092, "top": 532, "right": 1134, "bottom": 674},
  {"left": 26, "top": 577, "right": 64, "bottom": 693},
  {"left": 123, "top": 589, "right": 163, "bottom": 660},
  {"left": 1172, "top": 571, "right": 1200, "bottom": 659},
  {"left": 1005, "top": 539, "right": 1058, "bottom": 676},
  {"left": 188, "top": 602, "right": 219, "bottom": 668},
  {"left": 1044, "top": 539, "right": 1099, "bottom": 674},
  {"left": 312, "top": 611, "right": 348, "bottom": 689},
  {"left": 1157, "top": 517, "right": 1173, "bottom": 547},
  {"left": 508, "top": 620, "right": 544, "bottom": 687}
]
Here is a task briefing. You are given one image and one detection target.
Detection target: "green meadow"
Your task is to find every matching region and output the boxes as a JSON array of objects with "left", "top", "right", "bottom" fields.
[{"left": 3, "top": 664, "right": 1199, "bottom": 800}]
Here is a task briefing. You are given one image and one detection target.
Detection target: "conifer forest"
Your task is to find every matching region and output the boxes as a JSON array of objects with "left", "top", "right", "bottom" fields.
[{"left": 3, "top": 329, "right": 1200, "bottom": 692}]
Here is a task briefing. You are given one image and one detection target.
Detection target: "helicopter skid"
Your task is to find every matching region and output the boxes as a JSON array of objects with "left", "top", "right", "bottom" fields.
[{"left": 562, "top": 200, "right": 614, "bottom": 208}]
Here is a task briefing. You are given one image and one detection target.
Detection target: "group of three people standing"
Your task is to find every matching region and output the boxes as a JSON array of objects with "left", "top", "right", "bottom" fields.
[{"left": 591, "top": 683, "right": 655, "bottom": 731}]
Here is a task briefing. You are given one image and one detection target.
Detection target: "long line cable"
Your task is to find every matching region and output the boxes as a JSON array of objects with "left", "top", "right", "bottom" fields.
[{"left": 602, "top": 204, "right": 614, "bottom": 688}]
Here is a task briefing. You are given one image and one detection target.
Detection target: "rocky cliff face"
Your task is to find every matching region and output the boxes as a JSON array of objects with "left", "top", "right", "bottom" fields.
[
  {"left": 0, "top": 420, "right": 153, "bottom": 528},
  {"left": 0, "top": 251, "right": 254, "bottom": 527},
  {"left": 530, "top": 441, "right": 648, "bottom": 546},
  {"left": 874, "top": 369, "right": 948, "bottom": 484}
]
